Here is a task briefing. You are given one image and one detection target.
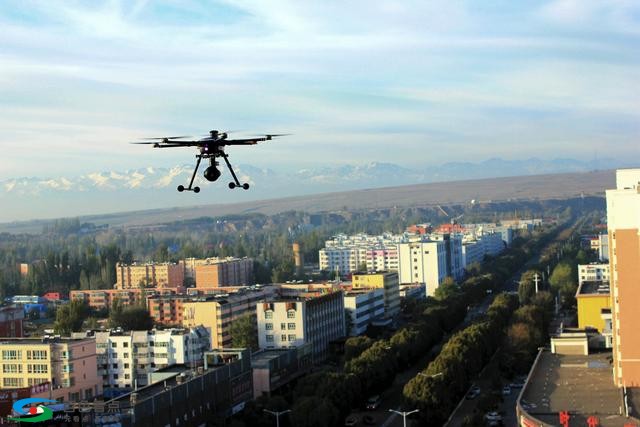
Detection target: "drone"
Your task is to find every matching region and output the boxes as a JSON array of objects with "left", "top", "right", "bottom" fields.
[{"left": 132, "top": 130, "right": 288, "bottom": 193}]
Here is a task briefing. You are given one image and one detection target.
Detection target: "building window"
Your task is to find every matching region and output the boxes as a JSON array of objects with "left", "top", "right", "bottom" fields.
[
  {"left": 288, "top": 334, "right": 296, "bottom": 341},
  {"left": 124, "top": 363, "right": 129, "bottom": 368},
  {"left": 123, "top": 353, "right": 129, "bottom": 358},
  {"left": 281, "top": 335, "right": 287, "bottom": 341},
  {"left": 125, "top": 374, "right": 130, "bottom": 379},
  {"left": 287, "top": 323, "right": 296, "bottom": 330},
  {"left": 3, "top": 364, "right": 22, "bottom": 373},
  {"left": 3, "top": 377, "right": 23, "bottom": 387},
  {"left": 113, "top": 374, "right": 118, "bottom": 380},
  {"left": 266, "top": 335, "right": 274, "bottom": 342},
  {"left": 111, "top": 342, "right": 117, "bottom": 348},
  {"left": 2, "top": 350, "right": 21, "bottom": 360},
  {"left": 123, "top": 342, "right": 129, "bottom": 348},
  {"left": 280, "top": 323, "right": 286, "bottom": 329},
  {"left": 265, "top": 311, "right": 273, "bottom": 319},
  {"left": 112, "top": 364, "right": 117, "bottom": 369},
  {"left": 265, "top": 323, "right": 273, "bottom": 330},
  {"left": 287, "top": 310, "right": 296, "bottom": 319}
]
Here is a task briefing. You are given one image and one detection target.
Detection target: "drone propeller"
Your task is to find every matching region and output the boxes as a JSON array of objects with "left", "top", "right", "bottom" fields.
[
  {"left": 142, "top": 135, "right": 192, "bottom": 140},
  {"left": 256, "top": 133, "right": 292, "bottom": 138}
]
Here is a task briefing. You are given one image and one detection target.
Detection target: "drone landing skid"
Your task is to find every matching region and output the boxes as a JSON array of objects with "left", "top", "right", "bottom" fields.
[{"left": 176, "top": 152, "right": 250, "bottom": 193}]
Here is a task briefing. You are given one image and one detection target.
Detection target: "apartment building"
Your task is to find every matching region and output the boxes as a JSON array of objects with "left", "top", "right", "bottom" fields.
[
  {"left": 343, "top": 288, "right": 385, "bottom": 336},
  {"left": 257, "top": 290, "right": 345, "bottom": 363},
  {"left": 397, "top": 240, "right": 448, "bottom": 296},
  {"left": 0, "top": 337, "right": 101, "bottom": 402},
  {"left": 193, "top": 257, "right": 254, "bottom": 288},
  {"left": 578, "top": 263, "right": 610, "bottom": 286},
  {"left": 606, "top": 168, "right": 640, "bottom": 387},
  {"left": 94, "top": 327, "right": 209, "bottom": 395},
  {"left": 116, "top": 262, "right": 184, "bottom": 289},
  {"left": 182, "top": 286, "right": 276, "bottom": 349},
  {"left": 71, "top": 287, "right": 183, "bottom": 311},
  {"left": 351, "top": 271, "right": 400, "bottom": 317}
]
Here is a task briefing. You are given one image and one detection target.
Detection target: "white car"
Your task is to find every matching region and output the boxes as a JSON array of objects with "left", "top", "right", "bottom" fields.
[{"left": 501, "top": 385, "right": 511, "bottom": 395}]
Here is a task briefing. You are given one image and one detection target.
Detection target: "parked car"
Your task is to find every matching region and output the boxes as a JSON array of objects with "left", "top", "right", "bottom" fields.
[
  {"left": 366, "top": 395, "right": 382, "bottom": 410},
  {"left": 501, "top": 385, "right": 511, "bottom": 395},
  {"left": 344, "top": 415, "right": 358, "bottom": 426}
]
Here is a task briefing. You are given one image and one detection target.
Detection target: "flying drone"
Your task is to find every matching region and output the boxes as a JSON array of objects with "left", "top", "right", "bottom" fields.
[{"left": 132, "top": 130, "right": 288, "bottom": 193}]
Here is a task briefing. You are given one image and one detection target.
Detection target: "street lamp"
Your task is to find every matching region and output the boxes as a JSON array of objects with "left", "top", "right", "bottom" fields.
[
  {"left": 264, "top": 409, "right": 291, "bottom": 427},
  {"left": 389, "top": 409, "right": 419, "bottom": 427}
]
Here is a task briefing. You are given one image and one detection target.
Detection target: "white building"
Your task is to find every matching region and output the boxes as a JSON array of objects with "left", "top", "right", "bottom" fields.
[
  {"left": 343, "top": 289, "right": 385, "bottom": 336},
  {"left": 578, "top": 263, "right": 610, "bottom": 286},
  {"left": 397, "top": 241, "right": 448, "bottom": 297},
  {"left": 319, "top": 247, "right": 367, "bottom": 274},
  {"left": 95, "top": 327, "right": 209, "bottom": 392},
  {"left": 365, "top": 247, "right": 399, "bottom": 272},
  {"left": 257, "top": 291, "right": 345, "bottom": 363},
  {"left": 598, "top": 234, "right": 609, "bottom": 262}
]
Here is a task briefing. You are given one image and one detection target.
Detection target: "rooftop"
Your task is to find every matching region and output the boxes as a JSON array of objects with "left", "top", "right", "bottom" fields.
[
  {"left": 251, "top": 348, "right": 297, "bottom": 368},
  {"left": 519, "top": 351, "right": 635, "bottom": 426},
  {"left": 577, "top": 280, "right": 611, "bottom": 296}
]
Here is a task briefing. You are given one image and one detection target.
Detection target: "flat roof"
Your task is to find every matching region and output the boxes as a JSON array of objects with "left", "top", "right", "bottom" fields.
[
  {"left": 520, "top": 351, "right": 631, "bottom": 426},
  {"left": 251, "top": 349, "right": 296, "bottom": 367},
  {"left": 577, "top": 281, "right": 610, "bottom": 296}
]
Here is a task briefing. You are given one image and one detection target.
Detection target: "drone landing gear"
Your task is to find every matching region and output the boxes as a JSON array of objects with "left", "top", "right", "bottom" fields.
[
  {"left": 177, "top": 155, "right": 203, "bottom": 193},
  {"left": 221, "top": 153, "right": 250, "bottom": 190}
]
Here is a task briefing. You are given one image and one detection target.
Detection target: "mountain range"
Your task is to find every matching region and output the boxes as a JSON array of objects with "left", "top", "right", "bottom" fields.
[{"left": 0, "top": 157, "right": 627, "bottom": 223}]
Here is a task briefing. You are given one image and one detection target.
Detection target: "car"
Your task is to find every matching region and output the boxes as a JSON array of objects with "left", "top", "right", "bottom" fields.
[
  {"left": 509, "top": 381, "right": 525, "bottom": 388},
  {"left": 344, "top": 415, "right": 358, "bottom": 426},
  {"left": 466, "top": 388, "right": 481, "bottom": 400},
  {"left": 362, "top": 414, "right": 376, "bottom": 425},
  {"left": 484, "top": 411, "right": 503, "bottom": 426},
  {"left": 501, "top": 385, "right": 511, "bottom": 395},
  {"left": 366, "top": 395, "right": 382, "bottom": 410}
]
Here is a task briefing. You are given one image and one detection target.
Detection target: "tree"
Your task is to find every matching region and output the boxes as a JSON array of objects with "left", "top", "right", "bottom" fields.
[
  {"left": 291, "top": 396, "right": 340, "bottom": 427},
  {"left": 434, "top": 277, "right": 458, "bottom": 300},
  {"left": 54, "top": 299, "right": 89, "bottom": 335},
  {"left": 344, "top": 336, "right": 374, "bottom": 362},
  {"left": 109, "top": 306, "right": 153, "bottom": 330},
  {"left": 230, "top": 314, "right": 258, "bottom": 350}
]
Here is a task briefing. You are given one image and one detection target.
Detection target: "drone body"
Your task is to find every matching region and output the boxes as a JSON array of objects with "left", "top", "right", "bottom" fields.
[{"left": 133, "top": 130, "right": 287, "bottom": 193}]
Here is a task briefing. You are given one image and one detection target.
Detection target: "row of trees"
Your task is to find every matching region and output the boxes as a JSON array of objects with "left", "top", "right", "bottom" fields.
[{"left": 403, "top": 293, "right": 519, "bottom": 425}]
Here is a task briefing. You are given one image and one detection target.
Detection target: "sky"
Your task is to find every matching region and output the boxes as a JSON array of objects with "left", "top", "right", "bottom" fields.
[{"left": 0, "top": 0, "right": 639, "bottom": 179}]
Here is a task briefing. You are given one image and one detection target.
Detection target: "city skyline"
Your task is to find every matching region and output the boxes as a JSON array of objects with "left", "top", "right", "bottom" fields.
[{"left": 1, "top": 0, "right": 639, "bottom": 180}]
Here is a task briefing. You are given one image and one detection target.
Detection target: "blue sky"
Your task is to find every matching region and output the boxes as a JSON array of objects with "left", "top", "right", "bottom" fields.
[{"left": 0, "top": 0, "right": 638, "bottom": 179}]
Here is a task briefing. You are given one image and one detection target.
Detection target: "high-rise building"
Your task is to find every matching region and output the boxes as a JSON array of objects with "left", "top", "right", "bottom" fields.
[
  {"left": 116, "top": 262, "right": 184, "bottom": 289},
  {"left": 397, "top": 241, "right": 447, "bottom": 296},
  {"left": 606, "top": 168, "right": 640, "bottom": 387}
]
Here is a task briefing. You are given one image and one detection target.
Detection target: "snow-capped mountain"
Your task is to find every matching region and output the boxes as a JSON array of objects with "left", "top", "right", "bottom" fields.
[{"left": 0, "top": 157, "right": 627, "bottom": 222}]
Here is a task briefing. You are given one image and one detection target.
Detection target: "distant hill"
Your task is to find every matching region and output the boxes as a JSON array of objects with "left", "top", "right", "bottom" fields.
[
  {"left": 0, "top": 157, "right": 627, "bottom": 223},
  {"left": 0, "top": 169, "right": 615, "bottom": 234}
]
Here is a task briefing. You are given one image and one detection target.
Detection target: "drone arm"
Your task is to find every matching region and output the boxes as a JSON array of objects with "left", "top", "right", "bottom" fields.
[{"left": 187, "top": 155, "right": 203, "bottom": 190}]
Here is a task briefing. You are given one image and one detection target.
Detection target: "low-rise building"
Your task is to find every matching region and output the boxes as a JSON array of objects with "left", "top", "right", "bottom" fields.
[
  {"left": 0, "top": 306, "right": 24, "bottom": 338},
  {"left": 93, "top": 327, "right": 209, "bottom": 396},
  {"left": 0, "top": 336, "right": 101, "bottom": 402},
  {"left": 343, "top": 288, "right": 385, "bottom": 336},
  {"left": 251, "top": 348, "right": 306, "bottom": 398},
  {"left": 576, "top": 281, "right": 612, "bottom": 349},
  {"left": 352, "top": 271, "right": 401, "bottom": 317},
  {"left": 182, "top": 286, "right": 276, "bottom": 350},
  {"left": 578, "top": 263, "right": 610, "bottom": 286},
  {"left": 187, "top": 257, "right": 254, "bottom": 288},
  {"left": 71, "top": 287, "right": 183, "bottom": 311},
  {"left": 104, "top": 348, "right": 253, "bottom": 427},
  {"left": 257, "top": 290, "right": 345, "bottom": 363}
]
